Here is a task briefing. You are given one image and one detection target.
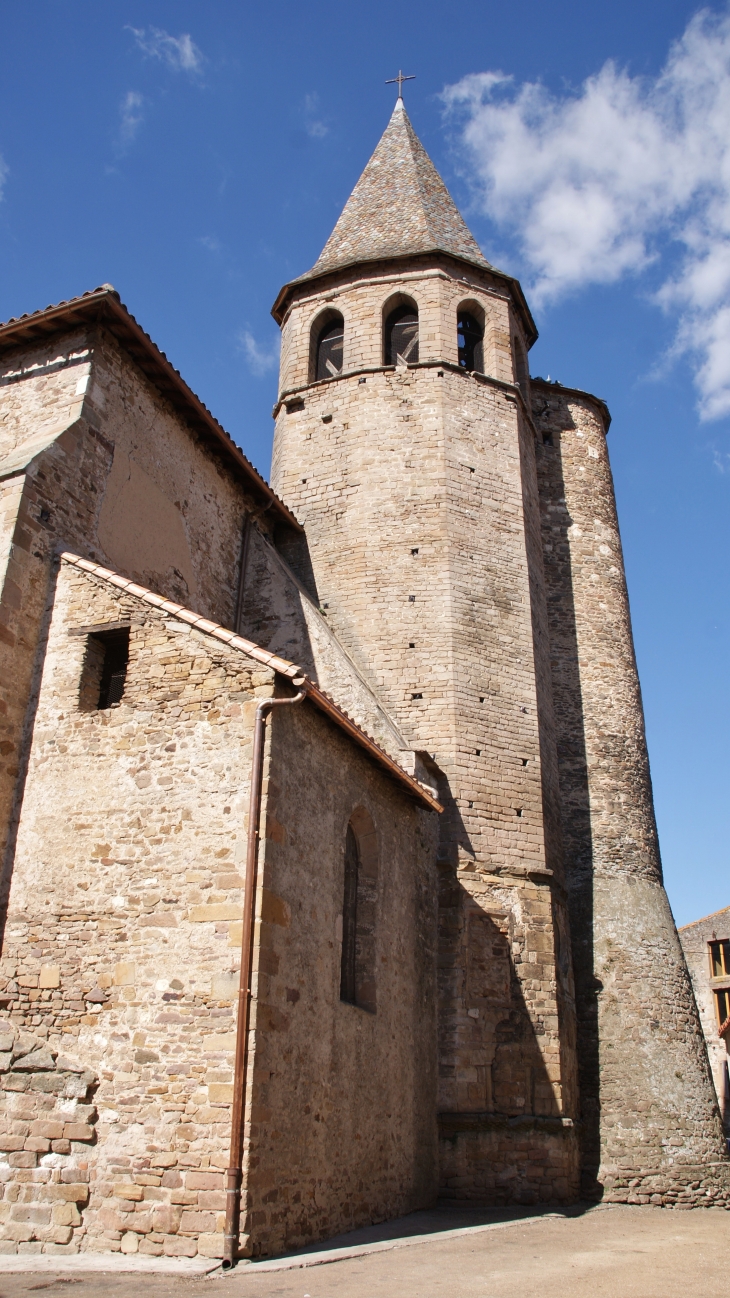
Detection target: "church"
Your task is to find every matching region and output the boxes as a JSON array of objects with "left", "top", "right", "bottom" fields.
[{"left": 0, "top": 98, "right": 727, "bottom": 1263}]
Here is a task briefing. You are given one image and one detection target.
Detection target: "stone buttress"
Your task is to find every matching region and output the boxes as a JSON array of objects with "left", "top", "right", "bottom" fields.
[{"left": 533, "top": 379, "right": 728, "bottom": 1202}]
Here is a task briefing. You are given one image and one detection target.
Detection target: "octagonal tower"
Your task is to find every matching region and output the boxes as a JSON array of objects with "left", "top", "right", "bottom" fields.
[{"left": 268, "top": 98, "right": 726, "bottom": 1204}]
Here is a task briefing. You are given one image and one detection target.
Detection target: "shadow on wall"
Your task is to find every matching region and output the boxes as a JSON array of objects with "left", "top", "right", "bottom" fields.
[
  {"left": 0, "top": 559, "right": 60, "bottom": 954},
  {"left": 430, "top": 764, "right": 564, "bottom": 1128},
  {"left": 534, "top": 405, "right": 601, "bottom": 1199}
]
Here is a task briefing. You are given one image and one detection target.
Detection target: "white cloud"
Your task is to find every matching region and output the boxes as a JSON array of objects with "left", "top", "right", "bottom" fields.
[
  {"left": 443, "top": 8, "right": 730, "bottom": 421},
  {"left": 0, "top": 155, "right": 7, "bottom": 202},
  {"left": 119, "top": 91, "right": 144, "bottom": 146},
  {"left": 128, "top": 26, "right": 203, "bottom": 75},
  {"left": 238, "top": 330, "right": 280, "bottom": 378},
  {"left": 303, "top": 93, "right": 328, "bottom": 139}
]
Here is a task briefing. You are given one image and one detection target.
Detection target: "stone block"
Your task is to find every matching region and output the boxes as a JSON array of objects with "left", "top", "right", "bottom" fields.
[
  {"left": 201, "top": 1034, "right": 236, "bottom": 1051},
  {"left": 30, "top": 1121, "right": 65, "bottom": 1140},
  {"left": 138, "top": 1238, "right": 164, "bottom": 1255},
  {"left": 0, "top": 1137, "right": 25, "bottom": 1152},
  {"left": 113, "top": 963, "right": 135, "bottom": 986},
  {"left": 114, "top": 1185, "right": 144, "bottom": 1201},
  {"left": 63, "top": 1123, "right": 93, "bottom": 1141},
  {"left": 185, "top": 1172, "right": 224, "bottom": 1190},
  {"left": 179, "top": 1211, "right": 216, "bottom": 1233},
  {"left": 52, "top": 1203, "right": 81, "bottom": 1227},
  {"left": 7, "top": 1153, "right": 36, "bottom": 1168},
  {"left": 151, "top": 1205, "right": 181, "bottom": 1234},
  {"left": 10, "top": 1205, "right": 51, "bottom": 1225},
  {"left": 210, "top": 974, "right": 239, "bottom": 999},
  {"left": 24, "top": 1138, "right": 50, "bottom": 1153},
  {"left": 207, "top": 1084, "right": 234, "bottom": 1103},
  {"left": 197, "top": 1232, "right": 226, "bottom": 1258},
  {"left": 163, "top": 1236, "right": 198, "bottom": 1257},
  {"left": 188, "top": 904, "right": 241, "bottom": 923},
  {"left": 197, "top": 1192, "right": 226, "bottom": 1210},
  {"left": 48, "top": 1184, "right": 89, "bottom": 1203},
  {"left": 38, "top": 967, "right": 60, "bottom": 990}
]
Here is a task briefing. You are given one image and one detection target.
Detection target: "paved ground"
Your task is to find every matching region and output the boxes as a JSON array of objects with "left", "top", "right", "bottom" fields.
[{"left": 1, "top": 1203, "right": 728, "bottom": 1297}]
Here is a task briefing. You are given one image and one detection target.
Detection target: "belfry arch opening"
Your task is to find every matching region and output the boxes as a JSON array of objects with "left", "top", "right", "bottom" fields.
[
  {"left": 339, "top": 806, "right": 378, "bottom": 1014},
  {"left": 457, "top": 302, "right": 485, "bottom": 373},
  {"left": 384, "top": 297, "right": 419, "bottom": 366},
  {"left": 311, "top": 310, "right": 344, "bottom": 382}
]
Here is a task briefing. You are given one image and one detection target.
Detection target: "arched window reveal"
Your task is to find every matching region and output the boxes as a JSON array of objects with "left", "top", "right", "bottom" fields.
[
  {"left": 316, "top": 316, "right": 344, "bottom": 381},
  {"left": 339, "top": 808, "right": 378, "bottom": 1013},
  {"left": 385, "top": 306, "right": 419, "bottom": 366},
  {"left": 340, "top": 824, "right": 359, "bottom": 1005},
  {"left": 457, "top": 311, "right": 484, "bottom": 373}
]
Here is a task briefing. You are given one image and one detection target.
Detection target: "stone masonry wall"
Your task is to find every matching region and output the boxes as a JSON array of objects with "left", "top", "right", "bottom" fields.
[
  {"left": 679, "top": 907, "right": 730, "bottom": 1126},
  {"left": 0, "top": 322, "right": 262, "bottom": 897},
  {"left": 0, "top": 559, "right": 268, "bottom": 1258},
  {"left": 0, "top": 555, "right": 440, "bottom": 1258},
  {"left": 271, "top": 260, "right": 580, "bottom": 1204},
  {"left": 243, "top": 700, "right": 439, "bottom": 1256},
  {"left": 533, "top": 380, "right": 727, "bottom": 1197}
]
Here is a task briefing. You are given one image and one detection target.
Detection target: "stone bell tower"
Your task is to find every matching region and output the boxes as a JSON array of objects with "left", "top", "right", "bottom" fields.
[
  {"left": 269, "top": 97, "right": 727, "bottom": 1204},
  {"left": 270, "top": 97, "right": 580, "bottom": 1202}
]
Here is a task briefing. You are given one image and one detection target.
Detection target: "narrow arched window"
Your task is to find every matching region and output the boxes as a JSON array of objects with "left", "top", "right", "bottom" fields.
[
  {"left": 340, "top": 824, "right": 359, "bottom": 1005},
  {"left": 457, "top": 311, "right": 484, "bottom": 373},
  {"left": 316, "top": 316, "right": 344, "bottom": 381},
  {"left": 385, "top": 306, "right": 419, "bottom": 366},
  {"left": 339, "top": 809, "right": 378, "bottom": 1013}
]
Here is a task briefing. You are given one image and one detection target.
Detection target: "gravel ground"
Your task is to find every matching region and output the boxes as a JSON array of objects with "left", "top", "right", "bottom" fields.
[{"left": 0, "top": 1203, "right": 727, "bottom": 1298}]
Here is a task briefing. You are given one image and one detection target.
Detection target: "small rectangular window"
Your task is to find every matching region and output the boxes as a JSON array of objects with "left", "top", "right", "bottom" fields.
[
  {"left": 716, "top": 988, "right": 730, "bottom": 1028},
  {"left": 710, "top": 940, "right": 730, "bottom": 978},
  {"left": 79, "top": 627, "right": 130, "bottom": 711}
]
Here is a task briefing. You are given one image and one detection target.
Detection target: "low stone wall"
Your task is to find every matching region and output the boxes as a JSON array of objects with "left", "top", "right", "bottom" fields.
[
  {"left": 438, "top": 1113, "right": 578, "bottom": 1205},
  {"left": 601, "top": 1163, "right": 730, "bottom": 1208},
  {"left": 0, "top": 1026, "right": 97, "bottom": 1254}
]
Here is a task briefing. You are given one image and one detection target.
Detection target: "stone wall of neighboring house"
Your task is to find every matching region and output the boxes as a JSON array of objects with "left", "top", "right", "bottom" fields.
[
  {"left": 679, "top": 907, "right": 730, "bottom": 1130},
  {"left": 533, "top": 380, "right": 727, "bottom": 1196},
  {"left": 0, "top": 556, "right": 437, "bottom": 1257}
]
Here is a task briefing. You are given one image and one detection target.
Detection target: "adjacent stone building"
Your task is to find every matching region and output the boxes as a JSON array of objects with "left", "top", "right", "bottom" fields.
[
  {"left": 0, "top": 96, "right": 726, "bottom": 1261},
  {"left": 680, "top": 907, "right": 730, "bottom": 1136}
]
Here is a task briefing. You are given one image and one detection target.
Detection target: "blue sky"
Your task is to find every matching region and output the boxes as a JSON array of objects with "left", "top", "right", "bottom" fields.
[{"left": 1, "top": 1, "right": 728, "bottom": 926}]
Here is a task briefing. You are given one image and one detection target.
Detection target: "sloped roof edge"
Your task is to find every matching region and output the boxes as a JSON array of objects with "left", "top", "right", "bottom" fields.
[
  {"left": 60, "top": 551, "right": 441, "bottom": 814},
  {"left": 0, "top": 287, "right": 301, "bottom": 531}
]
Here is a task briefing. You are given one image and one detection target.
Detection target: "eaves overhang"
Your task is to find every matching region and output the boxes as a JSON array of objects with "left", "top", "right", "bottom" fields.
[
  {"left": 0, "top": 286, "right": 302, "bottom": 532},
  {"left": 271, "top": 249, "right": 538, "bottom": 348}
]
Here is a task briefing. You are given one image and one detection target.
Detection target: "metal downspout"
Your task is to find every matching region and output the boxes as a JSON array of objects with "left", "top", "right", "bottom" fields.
[{"left": 223, "top": 686, "right": 306, "bottom": 1269}]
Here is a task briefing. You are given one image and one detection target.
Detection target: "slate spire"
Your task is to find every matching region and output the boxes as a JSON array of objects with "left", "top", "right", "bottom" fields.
[{"left": 308, "top": 99, "right": 490, "bottom": 277}]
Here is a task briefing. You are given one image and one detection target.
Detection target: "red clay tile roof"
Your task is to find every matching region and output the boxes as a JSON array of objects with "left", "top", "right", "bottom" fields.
[{"left": 0, "top": 286, "right": 301, "bottom": 531}]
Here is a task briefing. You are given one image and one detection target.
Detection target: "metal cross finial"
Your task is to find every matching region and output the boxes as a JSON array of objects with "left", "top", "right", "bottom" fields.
[{"left": 386, "top": 70, "right": 415, "bottom": 100}]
